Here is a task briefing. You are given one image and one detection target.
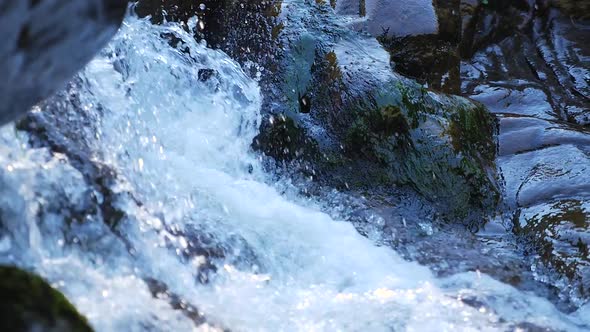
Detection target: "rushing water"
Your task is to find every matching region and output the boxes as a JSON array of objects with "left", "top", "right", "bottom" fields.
[{"left": 0, "top": 16, "right": 589, "bottom": 331}]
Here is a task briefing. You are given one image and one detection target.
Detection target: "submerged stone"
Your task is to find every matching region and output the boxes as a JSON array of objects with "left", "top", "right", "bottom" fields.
[{"left": 515, "top": 200, "right": 590, "bottom": 305}]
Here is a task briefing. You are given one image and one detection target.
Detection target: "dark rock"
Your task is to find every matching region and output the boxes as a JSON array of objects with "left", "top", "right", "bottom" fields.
[
  {"left": 299, "top": 93, "right": 312, "bottom": 114},
  {"left": 134, "top": 0, "right": 282, "bottom": 66},
  {"left": 166, "top": 224, "right": 261, "bottom": 284},
  {"left": 552, "top": 0, "right": 590, "bottom": 19},
  {"left": 0, "top": 266, "right": 93, "bottom": 332},
  {"left": 16, "top": 80, "right": 261, "bottom": 284},
  {"left": 144, "top": 278, "right": 228, "bottom": 330},
  {"left": 0, "top": 0, "right": 126, "bottom": 125},
  {"left": 379, "top": 34, "right": 461, "bottom": 94},
  {"left": 377, "top": 0, "right": 462, "bottom": 93},
  {"left": 460, "top": 0, "right": 532, "bottom": 58},
  {"left": 197, "top": 68, "right": 216, "bottom": 82},
  {"left": 15, "top": 82, "right": 133, "bottom": 232},
  {"left": 136, "top": 0, "right": 496, "bottom": 221}
]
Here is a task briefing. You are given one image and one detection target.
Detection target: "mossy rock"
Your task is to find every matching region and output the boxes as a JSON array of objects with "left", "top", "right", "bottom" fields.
[
  {"left": 272, "top": 18, "right": 500, "bottom": 222},
  {"left": 253, "top": 114, "right": 320, "bottom": 162},
  {"left": 341, "top": 82, "right": 499, "bottom": 221},
  {"left": 0, "top": 266, "right": 93, "bottom": 332},
  {"left": 344, "top": 104, "right": 412, "bottom": 158}
]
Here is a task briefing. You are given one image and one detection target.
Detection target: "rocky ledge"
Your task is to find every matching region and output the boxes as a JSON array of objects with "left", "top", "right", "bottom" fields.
[{"left": 0, "top": 0, "right": 126, "bottom": 125}]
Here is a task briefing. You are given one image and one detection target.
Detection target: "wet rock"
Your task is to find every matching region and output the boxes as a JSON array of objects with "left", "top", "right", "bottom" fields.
[
  {"left": 460, "top": 1, "right": 590, "bottom": 126},
  {"left": 0, "top": 0, "right": 126, "bottom": 125},
  {"left": 499, "top": 144, "right": 590, "bottom": 209},
  {"left": 0, "top": 265, "right": 93, "bottom": 332},
  {"left": 465, "top": 51, "right": 590, "bottom": 304},
  {"left": 16, "top": 79, "right": 260, "bottom": 285},
  {"left": 459, "top": 0, "right": 532, "bottom": 59},
  {"left": 253, "top": 114, "right": 320, "bottom": 162},
  {"left": 134, "top": 0, "right": 282, "bottom": 65},
  {"left": 515, "top": 200, "right": 590, "bottom": 305},
  {"left": 144, "top": 278, "right": 228, "bottom": 330},
  {"left": 324, "top": 186, "right": 572, "bottom": 310},
  {"left": 467, "top": 93, "right": 590, "bottom": 308},
  {"left": 379, "top": 34, "right": 461, "bottom": 93},
  {"left": 377, "top": 0, "right": 462, "bottom": 93},
  {"left": 166, "top": 224, "right": 261, "bottom": 284},
  {"left": 15, "top": 83, "right": 134, "bottom": 232},
  {"left": 251, "top": 1, "right": 499, "bottom": 222},
  {"left": 460, "top": 0, "right": 590, "bottom": 306}
]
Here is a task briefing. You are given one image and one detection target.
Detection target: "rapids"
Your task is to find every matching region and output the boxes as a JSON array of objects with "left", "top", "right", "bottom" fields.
[{"left": 0, "top": 14, "right": 589, "bottom": 331}]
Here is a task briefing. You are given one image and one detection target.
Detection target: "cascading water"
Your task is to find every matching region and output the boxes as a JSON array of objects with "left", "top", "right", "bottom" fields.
[{"left": 1, "top": 14, "right": 590, "bottom": 331}]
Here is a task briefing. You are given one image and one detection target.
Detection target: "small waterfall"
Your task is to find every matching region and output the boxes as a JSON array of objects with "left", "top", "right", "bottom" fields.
[{"left": 0, "top": 15, "right": 588, "bottom": 331}]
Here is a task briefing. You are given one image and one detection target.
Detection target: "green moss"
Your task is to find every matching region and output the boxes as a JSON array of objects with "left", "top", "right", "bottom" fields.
[
  {"left": 396, "top": 83, "right": 434, "bottom": 129},
  {"left": 342, "top": 87, "right": 498, "bottom": 220},
  {"left": 345, "top": 118, "right": 372, "bottom": 155},
  {"left": 344, "top": 104, "right": 412, "bottom": 160},
  {"left": 377, "top": 105, "right": 411, "bottom": 138},
  {"left": 447, "top": 104, "right": 496, "bottom": 163},
  {"left": 0, "top": 266, "right": 93, "bottom": 332},
  {"left": 253, "top": 114, "right": 319, "bottom": 162},
  {"left": 324, "top": 51, "right": 343, "bottom": 82},
  {"left": 306, "top": 48, "right": 347, "bottom": 126},
  {"left": 271, "top": 22, "right": 285, "bottom": 40},
  {"left": 264, "top": 0, "right": 283, "bottom": 17}
]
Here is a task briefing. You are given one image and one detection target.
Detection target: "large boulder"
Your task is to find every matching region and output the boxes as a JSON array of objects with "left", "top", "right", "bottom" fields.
[{"left": 0, "top": 0, "right": 126, "bottom": 125}]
